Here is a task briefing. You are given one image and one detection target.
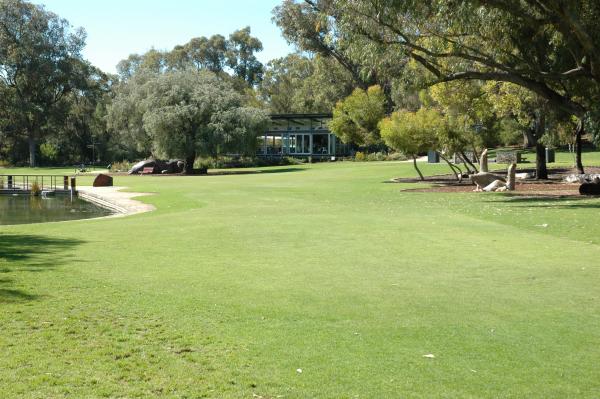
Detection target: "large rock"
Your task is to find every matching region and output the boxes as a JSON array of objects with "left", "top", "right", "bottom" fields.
[
  {"left": 129, "top": 159, "right": 157, "bottom": 174},
  {"left": 164, "top": 159, "right": 184, "bottom": 174},
  {"left": 507, "top": 163, "right": 516, "bottom": 191},
  {"left": 482, "top": 180, "right": 505, "bottom": 192},
  {"left": 93, "top": 173, "right": 113, "bottom": 187},
  {"left": 470, "top": 172, "right": 505, "bottom": 191},
  {"left": 480, "top": 148, "right": 489, "bottom": 172},
  {"left": 565, "top": 174, "right": 600, "bottom": 184},
  {"left": 128, "top": 159, "right": 171, "bottom": 174},
  {"left": 579, "top": 183, "right": 600, "bottom": 195}
]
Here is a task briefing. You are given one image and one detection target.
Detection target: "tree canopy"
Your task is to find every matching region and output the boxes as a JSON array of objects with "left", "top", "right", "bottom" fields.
[
  {"left": 109, "top": 69, "right": 269, "bottom": 173},
  {"left": 0, "top": 0, "right": 91, "bottom": 166}
]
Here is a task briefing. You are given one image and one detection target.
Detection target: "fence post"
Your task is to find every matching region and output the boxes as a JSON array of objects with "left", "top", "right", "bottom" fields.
[{"left": 70, "top": 176, "right": 76, "bottom": 192}]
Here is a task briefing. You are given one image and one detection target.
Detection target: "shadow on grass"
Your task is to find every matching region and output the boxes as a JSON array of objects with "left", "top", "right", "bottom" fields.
[
  {"left": 208, "top": 167, "right": 307, "bottom": 176},
  {"left": 487, "top": 194, "right": 600, "bottom": 209},
  {"left": 0, "top": 234, "right": 84, "bottom": 303}
]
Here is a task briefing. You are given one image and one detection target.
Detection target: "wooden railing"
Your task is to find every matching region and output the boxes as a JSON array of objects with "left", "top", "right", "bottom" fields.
[{"left": 0, "top": 175, "right": 75, "bottom": 192}]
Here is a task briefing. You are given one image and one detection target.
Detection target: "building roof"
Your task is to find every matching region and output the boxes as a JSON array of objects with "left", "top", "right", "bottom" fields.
[{"left": 269, "top": 113, "right": 333, "bottom": 120}]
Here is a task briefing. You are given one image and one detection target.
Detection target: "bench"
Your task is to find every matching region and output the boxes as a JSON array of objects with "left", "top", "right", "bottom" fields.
[{"left": 141, "top": 167, "right": 155, "bottom": 175}]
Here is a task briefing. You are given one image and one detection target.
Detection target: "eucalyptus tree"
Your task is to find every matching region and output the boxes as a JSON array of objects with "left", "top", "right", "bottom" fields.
[
  {"left": 273, "top": 0, "right": 406, "bottom": 104},
  {"left": 260, "top": 53, "right": 354, "bottom": 113},
  {"left": 0, "top": 0, "right": 88, "bottom": 166},
  {"left": 279, "top": 0, "right": 600, "bottom": 173},
  {"left": 185, "top": 35, "right": 228, "bottom": 73},
  {"left": 226, "top": 27, "right": 264, "bottom": 86}
]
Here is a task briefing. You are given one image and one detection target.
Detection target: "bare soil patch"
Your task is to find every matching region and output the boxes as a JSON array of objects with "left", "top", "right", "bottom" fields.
[{"left": 392, "top": 166, "right": 600, "bottom": 198}]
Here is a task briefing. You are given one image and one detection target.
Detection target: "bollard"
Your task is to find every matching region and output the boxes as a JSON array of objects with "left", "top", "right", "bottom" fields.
[
  {"left": 63, "top": 176, "right": 69, "bottom": 190},
  {"left": 70, "top": 176, "right": 76, "bottom": 192},
  {"left": 7, "top": 175, "right": 13, "bottom": 189}
]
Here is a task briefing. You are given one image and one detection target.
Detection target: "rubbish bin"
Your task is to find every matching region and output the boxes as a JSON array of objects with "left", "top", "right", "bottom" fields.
[{"left": 427, "top": 150, "right": 440, "bottom": 163}]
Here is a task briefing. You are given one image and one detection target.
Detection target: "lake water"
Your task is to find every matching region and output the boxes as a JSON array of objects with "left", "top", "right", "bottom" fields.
[{"left": 0, "top": 194, "right": 113, "bottom": 225}]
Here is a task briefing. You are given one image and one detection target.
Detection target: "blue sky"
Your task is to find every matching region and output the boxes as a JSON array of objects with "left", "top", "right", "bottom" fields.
[{"left": 38, "top": 0, "right": 295, "bottom": 73}]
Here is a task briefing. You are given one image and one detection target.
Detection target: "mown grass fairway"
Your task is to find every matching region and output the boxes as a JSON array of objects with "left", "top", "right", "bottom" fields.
[{"left": 2, "top": 159, "right": 600, "bottom": 398}]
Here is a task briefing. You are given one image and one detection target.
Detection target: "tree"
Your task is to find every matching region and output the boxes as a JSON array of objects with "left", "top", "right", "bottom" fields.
[
  {"left": 329, "top": 85, "right": 386, "bottom": 147},
  {"left": 379, "top": 108, "right": 443, "bottom": 180},
  {"left": 273, "top": 0, "right": 407, "bottom": 106},
  {"left": 0, "top": 0, "right": 88, "bottom": 166},
  {"left": 285, "top": 0, "right": 600, "bottom": 170},
  {"left": 185, "top": 35, "right": 228, "bottom": 73},
  {"left": 259, "top": 53, "right": 355, "bottom": 113},
  {"left": 226, "top": 27, "right": 264, "bottom": 86},
  {"left": 111, "top": 70, "right": 269, "bottom": 174}
]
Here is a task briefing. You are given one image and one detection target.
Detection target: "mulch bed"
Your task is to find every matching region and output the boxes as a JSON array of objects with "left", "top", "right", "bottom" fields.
[{"left": 392, "top": 166, "right": 600, "bottom": 198}]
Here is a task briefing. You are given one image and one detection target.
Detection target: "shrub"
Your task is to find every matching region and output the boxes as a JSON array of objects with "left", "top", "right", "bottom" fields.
[
  {"left": 30, "top": 181, "right": 42, "bottom": 196},
  {"left": 110, "top": 161, "right": 133, "bottom": 172},
  {"left": 385, "top": 152, "right": 408, "bottom": 161},
  {"left": 354, "top": 151, "right": 366, "bottom": 161}
]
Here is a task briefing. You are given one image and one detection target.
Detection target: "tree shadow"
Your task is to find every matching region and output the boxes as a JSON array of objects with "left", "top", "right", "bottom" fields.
[
  {"left": 487, "top": 194, "right": 600, "bottom": 209},
  {"left": 208, "top": 167, "right": 307, "bottom": 176},
  {"left": 0, "top": 234, "right": 85, "bottom": 303}
]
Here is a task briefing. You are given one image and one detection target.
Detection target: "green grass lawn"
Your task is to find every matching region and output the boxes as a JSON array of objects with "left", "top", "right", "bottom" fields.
[{"left": 2, "top": 158, "right": 600, "bottom": 398}]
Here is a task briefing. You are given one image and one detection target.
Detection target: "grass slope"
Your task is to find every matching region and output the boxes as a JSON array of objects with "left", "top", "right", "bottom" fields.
[{"left": 1, "top": 159, "right": 600, "bottom": 398}]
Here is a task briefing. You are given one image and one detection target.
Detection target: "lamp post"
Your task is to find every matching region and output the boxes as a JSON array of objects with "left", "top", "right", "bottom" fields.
[{"left": 87, "top": 139, "right": 99, "bottom": 171}]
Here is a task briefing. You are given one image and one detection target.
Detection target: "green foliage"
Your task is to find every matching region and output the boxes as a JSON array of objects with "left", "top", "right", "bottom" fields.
[
  {"left": 226, "top": 27, "right": 264, "bottom": 86},
  {"left": 330, "top": 85, "right": 386, "bottom": 146},
  {"left": 496, "top": 118, "right": 526, "bottom": 147},
  {"left": 39, "top": 143, "right": 59, "bottom": 163},
  {"left": 0, "top": 0, "right": 89, "bottom": 166},
  {"left": 110, "top": 69, "right": 269, "bottom": 173},
  {"left": 260, "top": 53, "right": 355, "bottom": 114},
  {"left": 380, "top": 108, "right": 445, "bottom": 158},
  {"left": 108, "top": 160, "right": 133, "bottom": 173},
  {"left": 353, "top": 151, "right": 406, "bottom": 162}
]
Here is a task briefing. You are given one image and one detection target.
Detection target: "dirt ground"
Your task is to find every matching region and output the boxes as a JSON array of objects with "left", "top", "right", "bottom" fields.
[{"left": 393, "top": 167, "right": 600, "bottom": 197}]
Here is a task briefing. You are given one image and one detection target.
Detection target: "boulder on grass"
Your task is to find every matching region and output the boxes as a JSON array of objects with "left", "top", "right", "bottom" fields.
[
  {"left": 165, "top": 160, "right": 184, "bottom": 174},
  {"left": 93, "top": 173, "right": 113, "bottom": 187},
  {"left": 470, "top": 172, "right": 505, "bottom": 191},
  {"left": 129, "top": 159, "right": 157, "bottom": 174},
  {"left": 579, "top": 183, "right": 600, "bottom": 196}
]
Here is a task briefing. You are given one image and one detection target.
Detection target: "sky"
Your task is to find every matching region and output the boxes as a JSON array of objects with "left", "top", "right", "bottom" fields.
[{"left": 38, "top": 0, "right": 295, "bottom": 74}]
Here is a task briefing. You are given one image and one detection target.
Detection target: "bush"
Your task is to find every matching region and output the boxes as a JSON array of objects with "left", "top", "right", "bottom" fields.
[
  {"left": 30, "top": 181, "right": 42, "bottom": 196},
  {"left": 385, "top": 152, "right": 408, "bottom": 161},
  {"left": 354, "top": 151, "right": 366, "bottom": 161},
  {"left": 110, "top": 160, "right": 133, "bottom": 172},
  {"left": 366, "top": 152, "right": 387, "bottom": 161},
  {"left": 195, "top": 156, "right": 307, "bottom": 170},
  {"left": 354, "top": 151, "right": 407, "bottom": 162},
  {"left": 40, "top": 143, "right": 59, "bottom": 164}
]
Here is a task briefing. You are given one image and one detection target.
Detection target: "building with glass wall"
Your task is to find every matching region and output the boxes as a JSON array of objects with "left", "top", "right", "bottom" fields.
[{"left": 258, "top": 114, "right": 350, "bottom": 159}]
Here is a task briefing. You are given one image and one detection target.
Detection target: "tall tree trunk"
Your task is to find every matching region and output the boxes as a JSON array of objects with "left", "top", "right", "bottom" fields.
[
  {"left": 535, "top": 142, "right": 548, "bottom": 179},
  {"left": 184, "top": 152, "right": 196, "bottom": 175},
  {"left": 412, "top": 155, "right": 424, "bottom": 181},
  {"left": 534, "top": 111, "right": 548, "bottom": 179},
  {"left": 575, "top": 119, "right": 585, "bottom": 174},
  {"left": 28, "top": 133, "right": 36, "bottom": 167},
  {"left": 523, "top": 129, "right": 535, "bottom": 149}
]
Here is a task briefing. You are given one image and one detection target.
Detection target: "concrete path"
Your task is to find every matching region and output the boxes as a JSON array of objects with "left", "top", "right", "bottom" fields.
[{"left": 77, "top": 186, "right": 155, "bottom": 216}]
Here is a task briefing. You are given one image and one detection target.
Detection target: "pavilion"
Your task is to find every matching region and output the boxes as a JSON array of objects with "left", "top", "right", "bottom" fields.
[{"left": 258, "top": 113, "right": 350, "bottom": 159}]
